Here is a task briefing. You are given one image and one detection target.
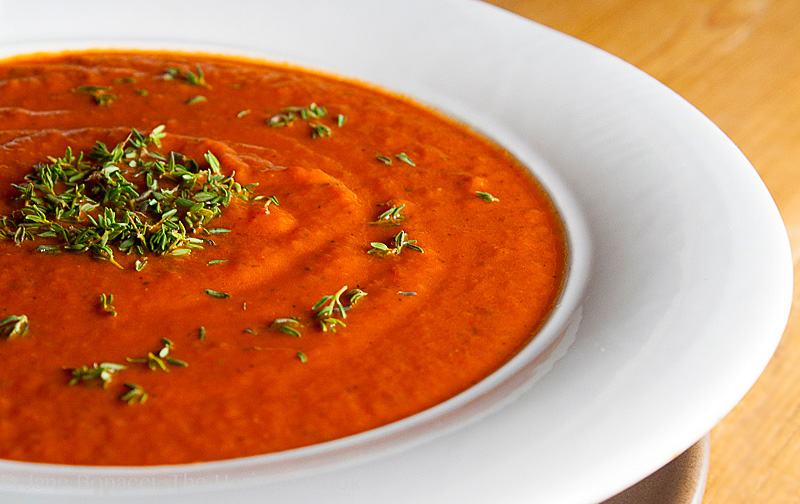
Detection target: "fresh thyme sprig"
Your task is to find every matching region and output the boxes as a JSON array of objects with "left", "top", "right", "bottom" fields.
[
  {"left": 370, "top": 204, "right": 406, "bottom": 227},
  {"left": 74, "top": 85, "right": 118, "bottom": 107},
  {"left": 65, "top": 362, "right": 126, "bottom": 388},
  {"left": 99, "top": 293, "right": 117, "bottom": 316},
  {"left": 376, "top": 153, "right": 416, "bottom": 166},
  {"left": 120, "top": 382, "right": 148, "bottom": 405},
  {"left": 0, "top": 315, "right": 29, "bottom": 340},
  {"left": 64, "top": 339, "right": 185, "bottom": 403},
  {"left": 126, "top": 337, "right": 188, "bottom": 371},
  {"left": 267, "top": 103, "right": 341, "bottom": 138},
  {"left": 162, "top": 65, "right": 209, "bottom": 87},
  {"left": 267, "top": 103, "right": 327, "bottom": 127},
  {"left": 271, "top": 317, "right": 303, "bottom": 337},
  {"left": 368, "top": 230, "right": 424, "bottom": 256},
  {"left": 395, "top": 153, "right": 416, "bottom": 166},
  {"left": 0, "top": 126, "right": 258, "bottom": 267},
  {"left": 310, "top": 123, "right": 331, "bottom": 139},
  {"left": 312, "top": 286, "right": 367, "bottom": 332},
  {"left": 186, "top": 95, "right": 207, "bottom": 105},
  {"left": 476, "top": 191, "right": 499, "bottom": 202}
]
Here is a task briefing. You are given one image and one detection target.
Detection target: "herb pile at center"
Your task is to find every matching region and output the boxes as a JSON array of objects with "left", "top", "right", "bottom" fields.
[{"left": 0, "top": 126, "right": 260, "bottom": 268}]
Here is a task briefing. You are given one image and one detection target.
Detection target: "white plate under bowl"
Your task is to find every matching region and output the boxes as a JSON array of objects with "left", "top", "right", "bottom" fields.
[{"left": 0, "top": 1, "right": 792, "bottom": 503}]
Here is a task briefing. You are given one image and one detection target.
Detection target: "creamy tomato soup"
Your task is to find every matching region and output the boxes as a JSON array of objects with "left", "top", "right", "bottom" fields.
[{"left": 0, "top": 51, "right": 565, "bottom": 465}]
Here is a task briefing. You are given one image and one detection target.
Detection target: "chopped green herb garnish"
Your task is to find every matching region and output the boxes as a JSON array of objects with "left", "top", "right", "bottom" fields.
[
  {"left": 127, "top": 352, "right": 166, "bottom": 371},
  {"left": 312, "top": 286, "right": 366, "bottom": 332},
  {"left": 308, "top": 103, "right": 327, "bottom": 117},
  {"left": 74, "top": 85, "right": 118, "bottom": 107},
  {"left": 0, "top": 126, "right": 258, "bottom": 266},
  {"left": 376, "top": 155, "right": 393, "bottom": 165},
  {"left": 396, "top": 152, "right": 416, "bottom": 166},
  {"left": 199, "top": 326, "right": 206, "bottom": 340},
  {"left": 36, "top": 244, "right": 60, "bottom": 253},
  {"left": 237, "top": 109, "right": 251, "bottom": 118},
  {"left": 347, "top": 288, "right": 368, "bottom": 305},
  {"left": 113, "top": 77, "right": 136, "bottom": 84},
  {"left": 337, "top": 114, "right": 346, "bottom": 127},
  {"left": 267, "top": 113, "right": 294, "bottom": 127},
  {"left": 268, "top": 103, "right": 334, "bottom": 130},
  {"left": 204, "top": 289, "right": 230, "bottom": 299},
  {"left": 368, "top": 230, "right": 424, "bottom": 256},
  {"left": 370, "top": 204, "right": 406, "bottom": 226},
  {"left": 398, "top": 291, "right": 417, "bottom": 296},
  {"left": 297, "top": 351, "right": 308, "bottom": 363},
  {"left": 0, "top": 315, "right": 29, "bottom": 340},
  {"left": 244, "top": 328, "right": 258, "bottom": 335},
  {"left": 165, "top": 357, "right": 188, "bottom": 367},
  {"left": 186, "top": 95, "right": 207, "bottom": 105},
  {"left": 65, "top": 362, "right": 126, "bottom": 388},
  {"left": 310, "top": 123, "right": 332, "bottom": 138},
  {"left": 135, "top": 88, "right": 149, "bottom": 96},
  {"left": 207, "top": 259, "right": 228, "bottom": 265},
  {"left": 135, "top": 258, "right": 148, "bottom": 271},
  {"left": 271, "top": 317, "right": 302, "bottom": 337},
  {"left": 120, "top": 382, "right": 148, "bottom": 404},
  {"left": 476, "top": 191, "right": 499, "bottom": 202},
  {"left": 99, "top": 293, "right": 117, "bottom": 316},
  {"left": 127, "top": 338, "right": 186, "bottom": 372},
  {"left": 163, "top": 65, "right": 209, "bottom": 87}
]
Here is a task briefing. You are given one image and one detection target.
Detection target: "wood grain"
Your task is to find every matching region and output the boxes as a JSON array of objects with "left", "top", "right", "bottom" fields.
[{"left": 482, "top": 1, "right": 800, "bottom": 502}]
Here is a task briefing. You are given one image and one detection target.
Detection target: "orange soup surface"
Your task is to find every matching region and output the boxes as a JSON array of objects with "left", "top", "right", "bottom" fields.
[{"left": 0, "top": 51, "right": 566, "bottom": 465}]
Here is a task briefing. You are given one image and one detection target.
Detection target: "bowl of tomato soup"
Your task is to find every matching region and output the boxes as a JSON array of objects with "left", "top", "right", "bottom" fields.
[{"left": 0, "top": 47, "right": 589, "bottom": 497}]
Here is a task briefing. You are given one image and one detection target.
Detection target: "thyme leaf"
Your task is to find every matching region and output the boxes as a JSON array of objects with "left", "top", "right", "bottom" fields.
[
  {"left": 267, "top": 103, "right": 338, "bottom": 138},
  {"left": 310, "top": 123, "right": 331, "bottom": 139},
  {"left": 312, "top": 286, "right": 367, "bottom": 332},
  {"left": 99, "top": 293, "right": 117, "bottom": 316},
  {"left": 369, "top": 204, "right": 406, "bottom": 227},
  {"left": 65, "top": 362, "right": 126, "bottom": 388},
  {"left": 0, "top": 315, "right": 29, "bottom": 340},
  {"left": 186, "top": 95, "right": 207, "bottom": 105},
  {"left": 74, "top": 85, "right": 118, "bottom": 107},
  {"left": 476, "top": 191, "right": 499, "bottom": 202},
  {"left": 120, "top": 382, "right": 148, "bottom": 404},
  {"left": 395, "top": 152, "right": 416, "bottom": 166},
  {"left": 271, "top": 317, "right": 303, "bottom": 338},
  {"left": 127, "top": 337, "right": 187, "bottom": 371},
  {"left": 368, "top": 230, "right": 424, "bottom": 256},
  {"left": 163, "top": 65, "right": 209, "bottom": 87}
]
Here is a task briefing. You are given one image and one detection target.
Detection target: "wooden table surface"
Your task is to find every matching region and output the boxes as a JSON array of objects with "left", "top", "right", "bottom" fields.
[{"left": 483, "top": 1, "right": 799, "bottom": 502}]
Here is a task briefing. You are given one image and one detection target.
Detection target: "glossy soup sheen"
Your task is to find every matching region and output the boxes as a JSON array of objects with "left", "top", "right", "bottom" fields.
[{"left": 0, "top": 51, "right": 565, "bottom": 465}]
